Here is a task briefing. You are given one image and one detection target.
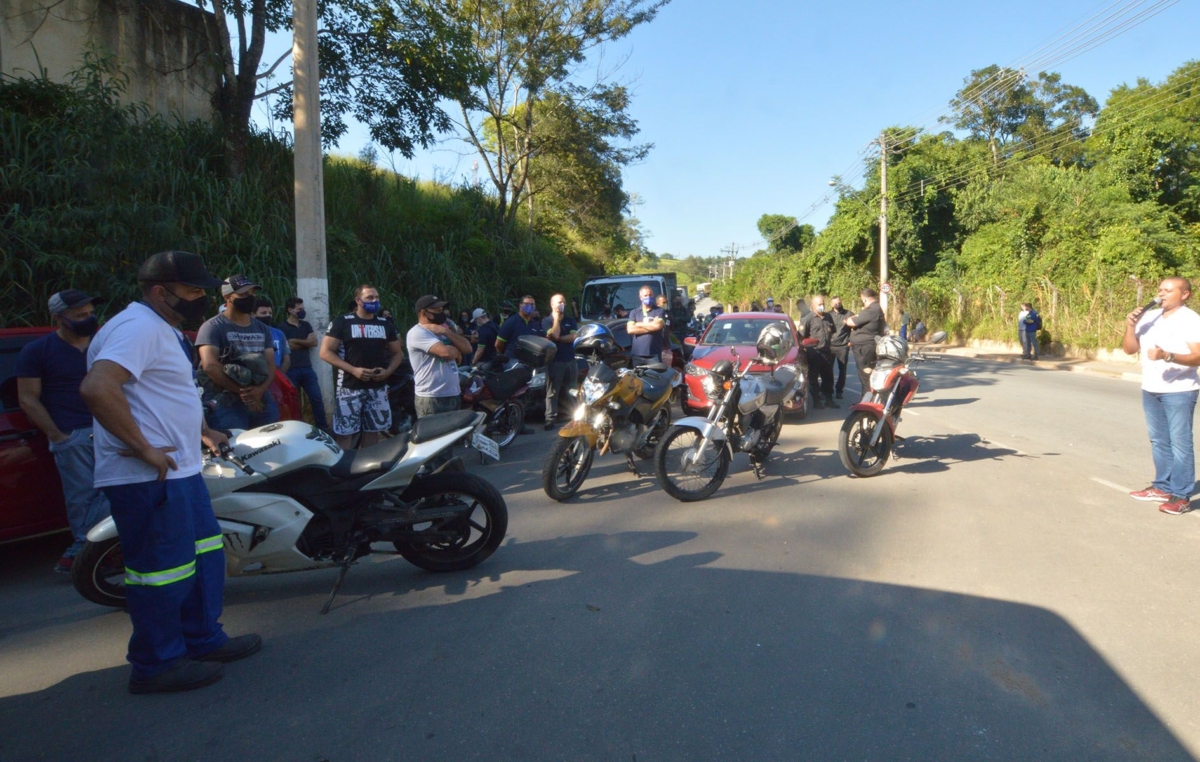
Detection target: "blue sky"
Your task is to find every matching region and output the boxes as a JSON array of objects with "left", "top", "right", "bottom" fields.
[{"left": 258, "top": 0, "right": 1200, "bottom": 259}]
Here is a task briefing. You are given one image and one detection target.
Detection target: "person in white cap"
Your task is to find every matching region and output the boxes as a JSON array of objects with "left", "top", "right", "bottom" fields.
[
  {"left": 15, "top": 288, "right": 111, "bottom": 573},
  {"left": 196, "top": 274, "right": 277, "bottom": 430},
  {"left": 471, "top": 307, "right": 499, "bottom": 365}
]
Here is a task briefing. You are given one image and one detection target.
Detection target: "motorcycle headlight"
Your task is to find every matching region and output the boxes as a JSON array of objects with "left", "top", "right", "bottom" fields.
[
  {"left": 685, "top": 363, "right": 707, "bottom": 377},
  {"left": 701, "top": 374, "right": 720, "bottom": 398},
  {"left": 582, "top": 378, "right": 608, "bottom": 405},
  {"left": 870, "top": 368, "right": 892, "bottom": 391}
]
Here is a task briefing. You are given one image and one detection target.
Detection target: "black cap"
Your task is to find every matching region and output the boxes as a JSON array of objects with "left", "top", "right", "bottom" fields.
[
  {"left": 415, "top": 295, "right": 448, "bottom": 313},
  {"left": 137, "top": 251, "right": 222, "bottom": 289},
  {"left": 48, "top": 289, "right": 103, "bottom": 315},
  {"left": 221, "top": 274, "right": 260, "bottom": 297}
]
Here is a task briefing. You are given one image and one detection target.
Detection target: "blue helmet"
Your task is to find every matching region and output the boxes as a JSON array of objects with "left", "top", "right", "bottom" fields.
[{"left": 574, "top": 322, "right": 617, "bottom": 355}]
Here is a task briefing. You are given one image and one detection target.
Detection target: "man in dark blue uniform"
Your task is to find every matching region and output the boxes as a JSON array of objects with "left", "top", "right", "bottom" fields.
[
  {"left": 495, "top": 294, "right": 543, "bottom": 355},
  {"left": 541, "top": 293, "right": 579, "bottom": 429},
  {"left": 627, "top": 285, "right": 666, "bottom": 367}
]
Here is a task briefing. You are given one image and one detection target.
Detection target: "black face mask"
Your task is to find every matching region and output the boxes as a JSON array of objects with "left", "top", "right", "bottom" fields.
[
  {"left": 164, "top": 290, "right": 209, "bottom": 323},
  {"left": 427, "top": 311, "right": 448, "bottom": 325},
  {"left": 294, "top": 309, "right": 306, "bottom": 320},
  {"left": 62, "top": 316, "right": 99, "bottom": 337},
  {"left": 232, "top": 295, "right": 256, "bottom": 314}
]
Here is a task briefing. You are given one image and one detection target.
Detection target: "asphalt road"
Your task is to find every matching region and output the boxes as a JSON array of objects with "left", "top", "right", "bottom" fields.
[{"left": 2, "top": 357, "right": 1198, "bottom": 761}]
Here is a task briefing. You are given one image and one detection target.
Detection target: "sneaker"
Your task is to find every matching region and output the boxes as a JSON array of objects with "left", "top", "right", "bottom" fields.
[
  {"left": 1159, "top": 496, "right": 1193, "bottom": 515},
  {"left": 544, "top": 421, "right": 556, "bottom": 431},
  {"left": 195, "top": 633, "right": 263, "bottom": 663},
  {"left": 824, "top": 397, "right": 839, "bottom": 409},
  {"left": 812, "top": 399, "right": 825, "bottom": 410},
  {"left": 1130, "top": 487, "right": 1171, "bottom": 502},
  {"left": 834, "top": 391, "right": 843, "bottom": 399},
  {"left": 53, "top": 556, "right": 73, "bottom": 574},
  {"left": 129, "top": 659, "right": 223, "bottom": 694}
]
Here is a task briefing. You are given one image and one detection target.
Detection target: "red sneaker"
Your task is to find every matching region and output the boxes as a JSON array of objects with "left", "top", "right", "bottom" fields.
[
  {"left": 53, "top": 556, "right": 73, "bottom": 574},
  {"left": 1130, "top": 487, "right": 1171, "bottom": 502},
  {"left": 1159, "top": 496, "right": 1193, "bottom": 515}
]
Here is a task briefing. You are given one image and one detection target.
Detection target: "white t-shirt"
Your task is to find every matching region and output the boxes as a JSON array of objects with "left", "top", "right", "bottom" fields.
[
  {"left": 88, "top": 302, "right": 206, "bottom": 487},
  {"left": 1135, "top": 305, "right": 1200, "bottom": 393},
  {"left": 406, "top": 324, "right": 461, "bottom": 398}
]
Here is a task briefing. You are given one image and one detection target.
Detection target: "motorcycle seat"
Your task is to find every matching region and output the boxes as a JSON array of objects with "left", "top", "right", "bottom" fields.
[
  {"left": 411, "top": 410, "right": 480, "bottom": 444},
  {"left": 481, "top": 367, "right": 532, "bottom": 400},
  {"left": 331, "top": 434, "right": 410, "bottom": 478}
]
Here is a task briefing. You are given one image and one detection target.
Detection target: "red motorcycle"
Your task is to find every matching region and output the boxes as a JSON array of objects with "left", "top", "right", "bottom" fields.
[{"left": 837, "top": 332, "right": 944, "bottom": 476}]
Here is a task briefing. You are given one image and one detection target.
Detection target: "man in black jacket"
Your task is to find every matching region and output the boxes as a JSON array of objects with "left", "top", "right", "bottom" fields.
[
  {"left": 799, "top": 294, "right": 838, "bottom": 409},
  {"left": 828, "top": 295, "right": 851, "bottom": 399},
  {"left": 844, "top": 288, "right": 887, "bottom": 399}
]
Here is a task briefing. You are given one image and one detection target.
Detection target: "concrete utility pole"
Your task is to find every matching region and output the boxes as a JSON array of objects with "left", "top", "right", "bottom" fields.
[
  {"left": 879, "top": 131, "right": 889, "bottom": 314},
  {"left": 293, "top": 0, "right": 333, "bottom": 411}
]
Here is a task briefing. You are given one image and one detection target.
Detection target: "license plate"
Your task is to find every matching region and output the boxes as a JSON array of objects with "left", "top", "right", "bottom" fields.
[{"left": 471, "top": 431, "right": 501, "bottom": 461}]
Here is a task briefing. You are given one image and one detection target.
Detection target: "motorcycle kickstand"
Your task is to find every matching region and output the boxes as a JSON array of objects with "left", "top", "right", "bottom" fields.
[
  {"left": 320, "top": 555, "right": 356, "bottom": 615},
  {"left": 625, "top": 453, "right": 641, "bottom": 477},
  {"left": 750, "top": 457, "right": 766, "bottom": 480}
]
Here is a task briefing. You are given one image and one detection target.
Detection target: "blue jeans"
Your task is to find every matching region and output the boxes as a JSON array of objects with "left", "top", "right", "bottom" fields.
[
  {"left": 1142, "top": 389, "right": 1197, "bottom": 498},
  {"left": 101, "top": 474, "right": 227, "bottom": 679},
  {"left": 48, "top": 427, "right": 111, "bottom": 558},
  {"left": 1019, "top": 331, "right": 1038, "bottom": 359},
  {"left": 206, "top": 393, "right": 279, "bottom": 432},
  {"left": 287, "top": 366, "right": 328, "bottom": 428}
]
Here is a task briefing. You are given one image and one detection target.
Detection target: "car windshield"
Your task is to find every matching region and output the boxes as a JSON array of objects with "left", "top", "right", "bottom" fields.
[{"left": 700, "top": 318, "right": 789, "bottom": 347}]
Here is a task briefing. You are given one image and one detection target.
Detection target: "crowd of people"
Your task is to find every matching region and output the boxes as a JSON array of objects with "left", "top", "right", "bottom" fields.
[{"left": 18, "top": 247, "right": 1199, "bottom": 697}]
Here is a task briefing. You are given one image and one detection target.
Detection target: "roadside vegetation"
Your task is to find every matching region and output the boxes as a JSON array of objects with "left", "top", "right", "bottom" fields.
[{"left": 714, "top": 61, "right": 1200, "bottom": 350}]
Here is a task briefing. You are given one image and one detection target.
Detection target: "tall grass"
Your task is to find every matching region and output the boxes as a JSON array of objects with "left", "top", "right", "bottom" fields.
[{"left": 0, "top": 59, "right": 581, "bottom": 329}]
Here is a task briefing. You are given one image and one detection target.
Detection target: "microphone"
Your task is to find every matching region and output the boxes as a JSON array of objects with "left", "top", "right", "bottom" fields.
[{"left": 1141, "top": 296, "right": 1162, "bottom": 314}]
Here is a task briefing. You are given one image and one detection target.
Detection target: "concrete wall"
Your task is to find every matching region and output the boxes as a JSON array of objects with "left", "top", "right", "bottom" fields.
[{"left": 0, "top": 0, "right": 219, "bottom": 123}]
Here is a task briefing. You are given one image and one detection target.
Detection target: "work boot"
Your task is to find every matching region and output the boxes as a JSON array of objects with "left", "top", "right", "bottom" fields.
[
  {"left": 195, "top": 633, "right": 263, "bottom": 663},
  {"left": 129, "top": 659, "right": 223, "bottom": 695}
]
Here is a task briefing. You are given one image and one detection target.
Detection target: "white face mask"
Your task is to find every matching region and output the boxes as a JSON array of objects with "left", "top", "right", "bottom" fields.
[{"left": 815, "top": 305, "right": 826, "bottom": 313}]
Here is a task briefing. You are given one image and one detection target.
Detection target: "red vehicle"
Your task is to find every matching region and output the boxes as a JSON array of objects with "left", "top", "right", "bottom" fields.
[
  {"left": 680, "top": 312, "right": 809, "bottom": 417},
  {"left": 0, "top": 326, "right": 300, "bottom": 544}
]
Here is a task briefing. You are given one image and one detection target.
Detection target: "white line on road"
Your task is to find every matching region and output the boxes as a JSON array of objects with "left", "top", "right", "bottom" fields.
[{"left": 1091, "top": 477, "right": 1134, "bottom": 494}]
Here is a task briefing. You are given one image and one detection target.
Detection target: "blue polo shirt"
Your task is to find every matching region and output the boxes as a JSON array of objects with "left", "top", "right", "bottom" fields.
[
  {"left": 13, "top": 331, "right": 94, "bottom": 432},
  {"left": 497, "top": 313, "right": 543, "bottom": 349},
  {"left": 629, "top": 306, "right": 667, "bottom": 357},
  {"left": 541, "top": 314, "right": 579, "bottom": 364}
]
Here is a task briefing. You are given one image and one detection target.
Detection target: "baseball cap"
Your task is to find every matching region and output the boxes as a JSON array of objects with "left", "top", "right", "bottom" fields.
[
  {"left": 221, "top": 274, "right": 260, "bottom": 297},
  {"left": 471, "top": 308, "right": 487, "bottom": 320},
  {"left": 137, "top": 250, "right": 222, "bottom": 289},
  {"left": 48, "top": 289, "right": 102, "bottom": 315},
  {"left": 415, "top": 295, "right": 448, "bottom": 313},
  {"left": 766, "top": 296, "right": 775, "bottom": 304}
]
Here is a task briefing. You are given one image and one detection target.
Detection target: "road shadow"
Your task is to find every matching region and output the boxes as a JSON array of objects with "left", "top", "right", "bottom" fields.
[
  {"left": 909, "top": 396, "right": 980, "bottom": 408},
  {"left": 0, "top": 531, "right": 1190, "bottom": 761},
  {"left": 888, "top": 433, "right": 1022, "bottom": 475}
]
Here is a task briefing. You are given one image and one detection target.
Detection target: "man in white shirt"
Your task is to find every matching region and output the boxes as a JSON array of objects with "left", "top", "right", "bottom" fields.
[
  {"left": 406, "top": 295, "right": 472, "bottom": 418},
  {"left": 81, "top": 250, "right": 261, "bottom": 694},
  {"left": 1123, "top": 276, "right": 1200, "bottom": 514}
]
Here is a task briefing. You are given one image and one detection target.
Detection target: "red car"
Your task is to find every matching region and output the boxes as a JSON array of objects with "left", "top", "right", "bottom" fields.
[
  {"left": 680, "top": 312, "right": 810, "bottom": 417},
  {"left": 0, "top": 326, "right": 301, "bottom": 544}
]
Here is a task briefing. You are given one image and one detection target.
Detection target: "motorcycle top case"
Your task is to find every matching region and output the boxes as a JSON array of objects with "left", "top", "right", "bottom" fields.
[{"left": 508, "top": 334, "right": 557, "bottom": 368}]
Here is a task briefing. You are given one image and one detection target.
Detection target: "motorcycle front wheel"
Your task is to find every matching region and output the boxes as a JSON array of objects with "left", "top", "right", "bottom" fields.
[
  {"left": 654, "top": 426, "right": 730, "bottom": 502},
  {"left": 838, "top": 410, "right": 893, "bottom": 477},
  {"left": 72, "top": 537, "right": 128, "bottom": 608},
  {"left": 394, "top": 472, "right": 508, "bottom": 572},
  {"left": 485, "top": 400, "right": 525, "bottom": 449},
  {"left": 542, "top": 435, "right": 596, "bottom": 501}
]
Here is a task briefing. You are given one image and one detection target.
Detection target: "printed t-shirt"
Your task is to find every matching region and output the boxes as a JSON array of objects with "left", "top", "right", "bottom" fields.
[
  {"left": 88, "top": 302, "right": 205, "bottom": 487},
  {"left": 14, "top": 331, "right": 93, "bottom": 432},
  {"left": 327, "top": 313, "right": 398, "bottom": 390}
]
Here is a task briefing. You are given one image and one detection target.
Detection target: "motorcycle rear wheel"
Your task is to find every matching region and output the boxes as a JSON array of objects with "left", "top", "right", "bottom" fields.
[
  {"left": 486, "top": 400, "right": 525, "bottom": 449},
  {"left": 838, "top": 410, "right": 892, "bottom": 477},
  {"left": 542, "top": 435, "right": 596, "bottom": 501},
  {"left": 654, "top": 425, "right": 730, "bottom": 502},
  {"left": 393, "top": 472, "right": 508, "bottom": 572},
  {"left": 72, "top": 537, "right": 128, "bottom": 608}
]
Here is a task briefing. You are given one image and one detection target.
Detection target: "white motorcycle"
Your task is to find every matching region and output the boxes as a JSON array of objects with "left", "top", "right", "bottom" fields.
[{"left": 72, "top": 411, "right": 506, "bottom": 613}]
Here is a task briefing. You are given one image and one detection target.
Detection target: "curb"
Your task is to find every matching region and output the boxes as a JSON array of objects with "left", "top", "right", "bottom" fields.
[{"left": 922, "top": 346, "right": 1141, "bottom": 382}]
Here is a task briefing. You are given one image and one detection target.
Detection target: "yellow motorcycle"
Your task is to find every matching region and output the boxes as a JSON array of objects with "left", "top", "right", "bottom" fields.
[{"left": 542, "top": 324, "right": 678, "bottom": 501}]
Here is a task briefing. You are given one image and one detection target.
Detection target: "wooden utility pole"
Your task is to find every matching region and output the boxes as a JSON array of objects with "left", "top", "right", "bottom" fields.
[
  {"left": 879, "top": 131, "right": 889, "bottom": 314},
  {"left": 293, "top": 0, "right": 332, "bottom": 410}
]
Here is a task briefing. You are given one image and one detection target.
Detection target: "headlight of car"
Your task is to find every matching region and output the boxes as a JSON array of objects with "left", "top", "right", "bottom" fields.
[
  {"left": 701, "top": 374, "right": 721, "bottom": 398},
  {"left": 685, "top": 363, "right": 707, "bottom": 377},
  {"left": 582, "top": 378, "right": 608, "bottom": 405}
]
